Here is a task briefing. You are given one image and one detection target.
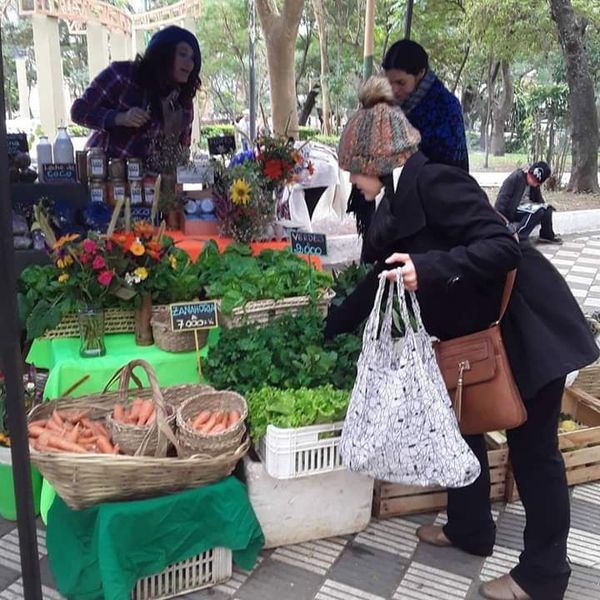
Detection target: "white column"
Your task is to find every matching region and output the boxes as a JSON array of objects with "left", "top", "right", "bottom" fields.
[
  {"left": 86, "top": 21, "right": 110, "bottom": 82},
  {"left": 32, "top": 14, "right": 66, "bottom": 137},
  {"left": 133, "top": 29, "right": 147, "bottom": 57},
  {"left": 182, "top": 17, "right": 200, "bottom": 150},
  {"left": 15, "top": 53, "right": 29, "bottom": 119},
  {"left": 110, "top": 30, "right": 133, "bottom": 61}
]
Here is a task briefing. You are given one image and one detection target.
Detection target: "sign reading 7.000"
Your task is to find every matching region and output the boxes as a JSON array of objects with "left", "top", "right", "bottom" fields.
[
  {"left": 169, "top": 301, "right": 219, "bottom": 332},
  {"left": 290, "top": 231, "right": 328, "bottom": 256}
]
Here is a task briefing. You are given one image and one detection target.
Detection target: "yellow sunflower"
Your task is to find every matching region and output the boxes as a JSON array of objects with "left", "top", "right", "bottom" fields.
[
  {"left": 134, "top": 266, "right": 149, "bottom": 281},
  {"left": 230, "top": 178, "right": 251, "bottom": 206},
  {"left": 169, "top": 255, "right": 178, "bottom": 270},
  {"left": 56, "top": 255, "right": 74, "bottom": 269},
  {"left": 53, "top": 233, "right": 80, "bottom": 250}
]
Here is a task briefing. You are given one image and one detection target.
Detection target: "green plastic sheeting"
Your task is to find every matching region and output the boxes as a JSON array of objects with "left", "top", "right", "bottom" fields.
[{"left": 47, "top": 477, "right": 264, "bottom": 600}]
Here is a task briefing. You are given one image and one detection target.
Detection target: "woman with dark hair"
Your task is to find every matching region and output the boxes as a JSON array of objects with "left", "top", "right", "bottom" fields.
[
  {"left": 326, "top": 77, "right": 598, "bottom": 600},
  {"left": 71, "top": 26, "right": 201, "bottom": 161},
  {"left": 382, "top": 39, "right": 469, "bottom": 172}
]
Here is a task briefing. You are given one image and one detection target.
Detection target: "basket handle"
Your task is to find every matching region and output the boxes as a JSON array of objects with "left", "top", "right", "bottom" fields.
[
  {"left": 103, "top": 365, "right": 144, "bottom": 394},
  {"left": 116, "top": 360, "right": 181, "bottom": 457}
]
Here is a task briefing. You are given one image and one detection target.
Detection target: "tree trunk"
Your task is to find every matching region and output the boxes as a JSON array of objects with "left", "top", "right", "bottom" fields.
[
  {"left": 549, "top": 0, "right": 599, "bottom": 192},
  {"left": 491, "top": 61, "right": 513, "bottom": 156},
  {"left": 256, "top": 0, "right": 305, "bottom": 138},
  {"left": 312, "top": 0, "right": 332, "bottom": 135},
  {"left": 299, "top": 84, "right": 320, "bottom": 126}
]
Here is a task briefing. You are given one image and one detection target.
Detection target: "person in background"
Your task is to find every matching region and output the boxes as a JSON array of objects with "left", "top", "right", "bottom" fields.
[
  {"left": 382, "top": 39, "right": 469, "bottom": 172},
  {"left": 325, "top": 76, "right": 598, "bottom": 600},
  {"left": 71, "top": 26, "right": 201, "bottom": 161},
  {"left": 235, "top": 109, "right": 251, "bottom": 150},
  {"left": 495, "top": 161, "right": 563, "bottom": 245}
]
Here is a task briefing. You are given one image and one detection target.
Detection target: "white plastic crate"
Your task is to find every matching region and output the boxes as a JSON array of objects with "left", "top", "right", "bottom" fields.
[
  {"left": 258, "top": 421, "right": 345, "bottom": 479},
  {"left": 131, "top": 547, "right": 232, "bottom": 600}
]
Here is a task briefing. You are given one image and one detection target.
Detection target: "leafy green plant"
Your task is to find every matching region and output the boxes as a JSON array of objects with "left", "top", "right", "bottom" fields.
[
  {"left": 331, "top": 262, "right": 372, "bottom": 307},
  {"left": 204, "top": 309, "right": 361, "bottom": 395},
  {"left": 247, "top": 385, "right": 350, "bottom": 441},
  {"left": 150, "top": 247, "right": 204, "bottom": 305},
  {"left": 197, "top": 241, "right": 333, "bottom": 313}
]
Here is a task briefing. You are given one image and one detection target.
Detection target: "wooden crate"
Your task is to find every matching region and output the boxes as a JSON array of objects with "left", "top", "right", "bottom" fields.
[
  {"left": 372, "top": 446, "right": 509, "bottom": 519},
  {"left": 505, "top": 386, "right": 600, "bottom": 502}
]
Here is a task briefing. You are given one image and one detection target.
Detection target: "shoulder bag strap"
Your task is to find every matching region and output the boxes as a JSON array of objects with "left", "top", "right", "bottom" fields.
[{"left": 496, "top": 210, "right": 520, "bottom": 324}]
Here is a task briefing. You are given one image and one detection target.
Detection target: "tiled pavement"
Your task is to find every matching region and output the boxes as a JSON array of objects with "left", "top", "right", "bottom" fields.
[{"left": 1, "top": 233, "right": 599, "bottom": 600}]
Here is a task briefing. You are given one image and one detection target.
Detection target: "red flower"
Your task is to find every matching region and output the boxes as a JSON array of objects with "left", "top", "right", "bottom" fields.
[
  {"left": 82, "top": 239, "right": 98, "bottom": 254},
  {"left": 105, "top": 241, "right": 113, "bottom": 251},
  {"left": 97, "top": 270, "right": 114, "bottom": 287},
  {"left": 80, "top": 253, "right": 90, "bottom": 266},
  {"left": 263, "top": 159, "right": 284, "bottom": 181},
  {"left": 92, "top": 255, "right": 106, "bottom": 270}
]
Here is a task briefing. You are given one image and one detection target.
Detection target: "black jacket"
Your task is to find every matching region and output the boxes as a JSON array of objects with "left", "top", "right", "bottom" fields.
[
  {"left": 326, "top": 152, "right": 598, "bottom": 399},
  {"left": 495, "top": 168, "right": 544, "bottom": 221}
]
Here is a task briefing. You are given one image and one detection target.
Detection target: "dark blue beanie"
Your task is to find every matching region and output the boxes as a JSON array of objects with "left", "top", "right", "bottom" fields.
[{"left": 147, "top": 26, "right": 201, "bottom": 71}]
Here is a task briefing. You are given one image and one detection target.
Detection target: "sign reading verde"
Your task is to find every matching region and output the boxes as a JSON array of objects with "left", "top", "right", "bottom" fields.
[
  {"left": 290, "top": 231, "right": 328, "bottom": 256},
  {"left": 169, "top": 301, "right": 219, "bottom": 332}
]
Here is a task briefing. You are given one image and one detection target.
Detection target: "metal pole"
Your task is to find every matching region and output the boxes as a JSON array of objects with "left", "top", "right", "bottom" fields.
[
  {"left": 248, "top": 0, "right": 257, "bottom": 141},
  {"left": 362, "top": 0, "right": 376, "bottom": 80},
  {"left": 0, "top": 29, "right": 43, "bottom": 600},
  {"left": 404, "top": 0, "right": 414, "bottom": 39}
]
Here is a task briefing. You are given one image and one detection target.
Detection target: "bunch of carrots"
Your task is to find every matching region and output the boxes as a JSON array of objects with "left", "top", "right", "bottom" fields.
[
  {"left": 188, "top": 409, "right": 241, "bottom": 435},
  {"left": 112, "top": 398, "right": 159, "bottom": 426},
  {"left": 28, "top": 409, "right": 120, "bottom": 454}
]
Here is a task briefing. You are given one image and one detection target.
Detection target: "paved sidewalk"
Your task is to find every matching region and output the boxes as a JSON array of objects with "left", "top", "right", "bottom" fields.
[{"left": 1, "top": 234, "right": 599, "bottom": 600}]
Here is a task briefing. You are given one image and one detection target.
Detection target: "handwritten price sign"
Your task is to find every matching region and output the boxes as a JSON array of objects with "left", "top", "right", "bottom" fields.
[
  {"left": 169, "top": 301, "right": 219, "bottom": 332},
  {"left": 290, "top": 231, "right": 328, "bottom": 256}
]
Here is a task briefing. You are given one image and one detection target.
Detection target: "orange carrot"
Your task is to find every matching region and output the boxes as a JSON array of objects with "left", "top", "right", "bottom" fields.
[
  {"left": 66, "top": 423, "right": 80, "bottom": 443},
  {"left": 28, "top": 424, "right": 46, "bottom": 438},
  {"left": 228, "top": 410, "right": 241, "bottom": 428},
  {"left": 96, "top": 436, "right": 114, "bottom": 454},
  {"left": 199, "top": 413, "right": 218, "bottom": 433},
  {"left": 45, "top": 433, "right": 87, "bottom": 453},
  {"left": 129, "top": 399, "right": 144, "bottom": 422},
  {"left": 146, "top": 409, "right": 156, "bottom": 425},
  {"left": 137, "top": 400, "right": 155, "bottom": 426},
  {"left": 209, "top": 423, "right": 226, "bottom": 435},
  {"left": 113, "top": 404, "right": 125, "bottom": 423},
  {"left": 192, "top": 410, "right": 211, "bottom": 429},
  {"left": 51, "top": 410, "right": 64, "bottom": 427},
  {"left": 46, "top": 420, "right": 65, "bottom": 433}
]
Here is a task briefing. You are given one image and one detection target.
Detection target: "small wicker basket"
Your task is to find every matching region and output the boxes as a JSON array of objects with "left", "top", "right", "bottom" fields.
[
  {"left": 104, "top": 361, "right": 177, "bottom": 457},
  {"left": 176, "top": 391, "right": 248, "bottom": 458},
  {"left": 43, "top": 308, "right": 135, "bottom": 339},
  {"left": 151, "top": 305, "right": 209, "bottom": 353},
  {"left": 217, "top": 289, "right": 335, "bottom": 329}
]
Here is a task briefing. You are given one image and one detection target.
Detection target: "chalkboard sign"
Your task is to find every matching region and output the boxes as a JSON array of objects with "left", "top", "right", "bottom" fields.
[
  {"left": 169, "top": 300, "right": 219, "bottom": 332},
  {"left": 207, "top": 135, "right": 236, "bottom": 156},
  {"left": 42, "top": 163, "right": 77, "bottom": 184},
  {"left": 7, "top": 133, "right": 28, "bottom": 157},
  {"left": 290, "top": 231, "right": 328, "bottom": 256}
]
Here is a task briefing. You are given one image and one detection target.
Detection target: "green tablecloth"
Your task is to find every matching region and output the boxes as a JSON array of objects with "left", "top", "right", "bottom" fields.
[
  {"left": 27, "top": 331, "right": 218, "bottom": 399},
  {"left": 47, "top": 477, "right": 264, "bottom": 600}
]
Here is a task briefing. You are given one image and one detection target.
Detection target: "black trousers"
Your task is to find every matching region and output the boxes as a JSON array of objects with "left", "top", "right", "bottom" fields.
[
  {"left": 443, "top": 377, "right": 570, "bottom": 600},
  {"left": 516, "top": 206, "right": 556, "bottom": 240}
]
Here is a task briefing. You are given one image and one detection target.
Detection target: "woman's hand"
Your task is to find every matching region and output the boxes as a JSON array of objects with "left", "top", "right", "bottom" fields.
[
  {"left": 115, "top": 107, "right": 150, "bottom": 128},
  {"left": 383, "top": 253, "right": 418, "bottom": 290}
]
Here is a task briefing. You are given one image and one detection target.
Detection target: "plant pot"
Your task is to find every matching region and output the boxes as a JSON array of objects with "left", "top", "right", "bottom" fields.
[
  {"left": 135, "top": 293, "right": 154, "bottom": 346},
  {"left": 77, "top": 307, "right": 106, "bottom": 358},
  {"left": 0, "top": 446, "right": 43, "bottom": 520}
]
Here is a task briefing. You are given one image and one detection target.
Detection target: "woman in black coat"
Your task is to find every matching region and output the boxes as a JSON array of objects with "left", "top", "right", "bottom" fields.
[{"left": 326, "top": 77, "right": 598, "bottom": 600}]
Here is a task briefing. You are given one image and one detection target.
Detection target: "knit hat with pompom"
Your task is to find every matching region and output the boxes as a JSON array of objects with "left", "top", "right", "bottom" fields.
[{"left": 338, "top": 77, "right": 421, "bottom": 177}]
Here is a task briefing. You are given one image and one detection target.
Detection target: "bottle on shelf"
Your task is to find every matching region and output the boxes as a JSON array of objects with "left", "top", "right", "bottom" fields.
[{"left": 53, "top": 126, "right": 75, "bottom": 164}]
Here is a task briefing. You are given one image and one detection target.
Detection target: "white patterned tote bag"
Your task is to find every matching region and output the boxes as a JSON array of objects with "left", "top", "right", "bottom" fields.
[{"left": 340, "top": 270, "right": 481, "bottom": 487}]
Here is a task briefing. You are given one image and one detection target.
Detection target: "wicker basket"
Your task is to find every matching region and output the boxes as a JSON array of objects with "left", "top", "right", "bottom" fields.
[
  {"left": 43, "top": 308, "right": 135, "bottom": 339},
  {"left": 27, "top": 361, "right": 247, "bottom": 510},
  {"left": 176, "top": 391, "right": 248, "bottom": 458},
  {"left": 218, "top": 289, "right": 335, "bottom": 329},
  {"left": 104, "top": 361, "right": 177, "bottom": 457},
  {"left": 150, "top": 305, "right": 209, "bottom": 353}
]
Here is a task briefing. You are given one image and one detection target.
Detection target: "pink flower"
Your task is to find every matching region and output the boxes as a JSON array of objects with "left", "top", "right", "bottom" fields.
[
  {"left": 80, "top": 253, "right": 90, "bottom": 265},
  {"left": 97, "top": 270, "right": 113, "bottom": 287},
  {"left": 105, "top": 241, "right": 113, "bottom": 251},
  {"left": 92, "top": 255, "right": 106, "bottom": 270},
  {"left": 82, "top": 239, "right": 97, "bottom": 254}
]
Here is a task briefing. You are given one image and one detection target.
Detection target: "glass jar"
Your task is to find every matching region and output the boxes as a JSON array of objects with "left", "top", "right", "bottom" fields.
[
  {"left": 108, "top": 158, "right": 126, "bottom": 181},
  {"left": 107, "top": 180, "right": 126, "bottom": 206},
  {"left": 78, "top": 307, "right": 106, "bottom": 358},
  {"left": 89, "top": 180, "right": 106, "bottom": 203},
  {"left": 143, "top": 175, "right": 157, "bottom": 207},
  {"left": 87, "top": 148, "right": 106, "bottom": 180},
  {"left": 129, "top": 180, "right": 143, "bottom": 205},
  {"left": 127, "top": 158, "right": 143, "bottom": 181}
]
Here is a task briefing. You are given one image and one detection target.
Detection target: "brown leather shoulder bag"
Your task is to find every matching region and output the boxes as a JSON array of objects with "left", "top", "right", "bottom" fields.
[{"left": 433, "top": 270, "right": 527, "bottom": 434}]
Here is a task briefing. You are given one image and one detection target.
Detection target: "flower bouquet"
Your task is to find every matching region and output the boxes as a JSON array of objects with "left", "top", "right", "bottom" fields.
[{"left": 256, "top": 134, "right": 314, "bottom": 190}]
